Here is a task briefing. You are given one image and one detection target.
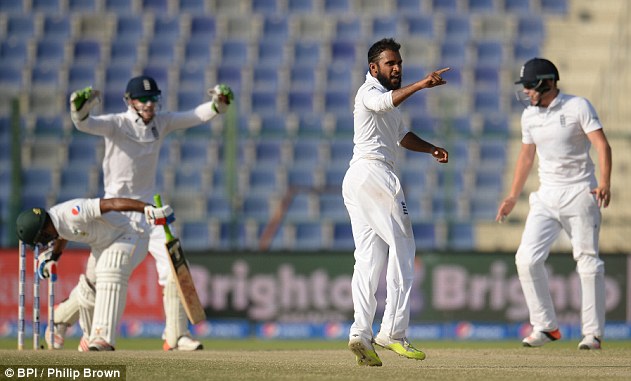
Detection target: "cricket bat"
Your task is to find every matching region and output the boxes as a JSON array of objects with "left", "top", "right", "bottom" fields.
[{"left": 154, "top": 194, "right": 206, "bottom": 324}]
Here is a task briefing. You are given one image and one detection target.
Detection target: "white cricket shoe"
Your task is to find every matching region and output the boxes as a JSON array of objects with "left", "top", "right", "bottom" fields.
[
  {"left": 522, "top": 329, "right": 561, "bottom": 347},
  {"left": 163, "top": 335, "right": 204, "bottom": 351},
  {"left": 44, "top": 323, "right": 68, "bottom": 350},
  {"left": 374, "top": 333, "right": 426, "bottom": 360},
  {"left": 348, "top": 334, "right": 382, "bottom": 366},
  {"left": 578, "top": 335, "right": 602, "bottom": 350},
  {"left": 88, "top": 337, "right": 115, "bottom": 351}
]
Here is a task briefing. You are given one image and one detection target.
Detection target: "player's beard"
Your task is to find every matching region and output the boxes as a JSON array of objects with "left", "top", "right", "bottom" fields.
[
  {"left": 134, "top": 103, "right": 157, "bottom": 124},
  {"left": 376, "top": 70, "right": 401, "bottom": 91}
]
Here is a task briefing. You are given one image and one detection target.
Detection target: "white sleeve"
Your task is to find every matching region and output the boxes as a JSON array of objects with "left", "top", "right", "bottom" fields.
[{"left": 163, "top": 102, "right": 219, "bottom": 134}]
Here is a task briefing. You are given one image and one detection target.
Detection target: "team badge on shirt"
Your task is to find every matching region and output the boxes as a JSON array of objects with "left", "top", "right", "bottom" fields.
[
  {"left": 71, "top": 205, "right": 81, "bottom": 215},
  {"left": 560, "top": 115, "right": 566, "bottom": 128}
]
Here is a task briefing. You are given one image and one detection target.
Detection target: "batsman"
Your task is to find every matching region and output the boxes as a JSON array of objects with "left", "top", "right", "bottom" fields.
[{"left": 46, "top": 76, "right": 233, "bottom": 351}]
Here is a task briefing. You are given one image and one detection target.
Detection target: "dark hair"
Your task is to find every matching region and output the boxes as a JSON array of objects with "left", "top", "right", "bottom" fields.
[{"left": 367, "top": 38, "right": 401, "bottom": 64}]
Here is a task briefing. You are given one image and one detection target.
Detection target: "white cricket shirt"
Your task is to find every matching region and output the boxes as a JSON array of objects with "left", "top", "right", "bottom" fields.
[
  {"left": 350, "top": 72, "right": 408, "bottom": 169},
  {"left": 521, "top": 92, "right": 603, "bottom": 187},
  {"left": 48, "top": 198, "right": 135, "bottom": 250},
  {"left": 73, "top": 103, "right": 217, "bottom": 203}
]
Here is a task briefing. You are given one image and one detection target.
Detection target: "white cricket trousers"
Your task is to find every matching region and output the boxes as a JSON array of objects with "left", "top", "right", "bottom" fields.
[
  {"left": 342, "top": 159, "right": 416, "bottom": 341},
  {"left": 516, "top": 183, "right": 605, "bottom": 337}
]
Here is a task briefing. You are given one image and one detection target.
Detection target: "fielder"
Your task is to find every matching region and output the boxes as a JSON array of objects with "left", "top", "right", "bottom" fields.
[
  {"left": 343, "top": 38, "right": 449, "bottom": 366},
  {"left": 16, "top": 198, "right": 174, "bottom": 351},
  {"left": 496, "top": 58, "right": 612, "bottom": 350},
  {"left": 46, "top": 76, "right": 233, "bottom": 351}
]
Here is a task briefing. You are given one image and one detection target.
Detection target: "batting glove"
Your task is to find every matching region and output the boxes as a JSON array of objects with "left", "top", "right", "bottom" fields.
[
  {"left": 37, "top": 248, "right": 59, "bottom": 281},
  {"left": 70, "top": 86, "right": 101, "bottom": 122},
  {"left": 144, "top": 204, "right": 175, "bottom": 226},
  {"left": 207, "top": 84, "right": 234, "bottom": 114}
]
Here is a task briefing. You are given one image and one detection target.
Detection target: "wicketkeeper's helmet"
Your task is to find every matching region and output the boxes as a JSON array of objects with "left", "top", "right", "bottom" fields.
[{"left": 125, "top": 75, "right": 161, "bottom": 99}]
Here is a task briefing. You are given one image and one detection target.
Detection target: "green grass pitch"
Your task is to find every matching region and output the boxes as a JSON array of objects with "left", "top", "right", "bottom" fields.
[{"left": 1, "top": 338, "right": 630, "bottom": 380}]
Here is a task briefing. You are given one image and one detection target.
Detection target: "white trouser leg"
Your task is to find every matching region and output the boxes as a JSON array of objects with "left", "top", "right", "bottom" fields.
[
  {"left": 343, "top": 160, "right": 415, "bottom": 340},
  {"left": 149, "top": 225, "right": 191, "bottom": 344},
  {"left": 562, "top": 187, "right": 605, "bottom": 337},
  {"left": 91, "top": 236, "right": 147, "bottom": 346},
  {"left": 515, "top": 191, "right": 562, "bottom": 332}
]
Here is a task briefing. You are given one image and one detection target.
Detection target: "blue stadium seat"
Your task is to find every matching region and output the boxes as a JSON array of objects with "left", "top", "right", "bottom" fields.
[
  {"left": 72, "top": 39, "right": 102, "bottom": 66},
  {"left": 287, "top": 0, "right": 314, "bottom": 13},
  {"left": 190, "top": 15, "right": 216, "bottom": 40},
  {"left": 32, "top": 0, "right": 62, "bottom": 13},
  {"left": 475, "top": 40, "right": 505, "bottom": 68},
  {"left": 447, "top": 222, "right": 475, "bottom": 251},
  {"left": 141, "top": 0, "right": 168, "bottom": 13},
  {"left": 287, "top": 90, "right": 315, "bottom": 114},
  {"left": 540, "top": 0, "right": 568, "bottom": 15},
  {"left": 516, "top": 15, "right": 545, "bottom": 44},
  {"left": 287, "top": 168, "right": 316, "bottom": 188},
  {"left": 109, "top": 40, "right": 140, "bottom": 66},
  {"left": 396, "top": 0, "right": 422, "bottom": 14},
  {"left": 68, "top": 0, "right": 97, "bottom": 13},
  {"left": 256, "top": 39, "right": 286, "bottom": 67},
  {"left": 141, "top": 65, "right": 169, "bottom": 94},
  {"left": 436, "top": 171, "right": 466, "bottom": 194},
  {"left": 260, "top": 114, "right": 289, "bottom": 139},
  {"left": 412, "top": 222, "right": 437, "bottom": 250},
  {"left": 42, "top": 15, "right": 72, "bottom": 40},
  {"left": 177, "top": 90, "right": 205, "bottom": 110},
  {"left": 152, "top": 15, "right": 182, "bottom": 42},
  {"left": 22, "top": 168, "right": 53, "bottom": 201},
  {"left": 324, "top": 89, "right": 351, "bottom": 116},
  {"left": 286, "top": 192, "right": 313, "bottom": 221},
  {"left": 439, "top": 41, "right": 470, "bottom": 67},
  {"left": 242, "top": 194, "right": 271, "bottom": 221},
  {"left": 332, "top": 222, "right": 354, "bottom": 250},
  {"left": 220, "top": 39, "right": 250, "bottom": 66},
  {"left": 473, "top": 90, "right": 502, "bottom": 113},
  {"left": 328, "top": 141, "right": 353, "bottom": 167},
  {"left": 478, "top": 140, "right": 507, "bottom": 171},
  {"left": 0, "top": 39, "right": 28, "bottom": 66},
  {"left": 324, "top": 0, "right": 351, "bottom": 14},
  {"left": 504, "top": 0, "right": 532, "bottom": 13},
  {"left": 467, "top": 0, "right": 496, "bottom": 13},
  {"left": 179, "top": 139, "right": 210, "bottom": 168},
  {"left": 30, "top": 65, "right": 61, "bottom": 91},
  {"left": 181, "top": 221, "right": 211, "bottom": 250},
  {"left": 468, "top": 192, "right": 499, "bottom": 221},
  {"left": 33, "top": 115, "right": 66, "bottom": 137},
  {"left": 400, "top": 168, "right": 428, "bottom": 196},
  {"left": 324, "top": 168, "right": 346, "bottom": 189},
  {"left": 291, "top": 138, "right": 322, "bottom": 168},
  {"left": 481, "top": 113, "right": 510, "bottom": 138},
  {"left": 295, "top": 114, "right": 325, "bottom": 138},
  {"left": 254, "top": 140, "right": 284, "bottom": 167},
  {"left": 6, "top": 15, "right": 35, "bottom": 41},
  {"left": 178, "top": 0, "right": 207, "bottom": 13},
  {"left": 207, "top": 194, "right": 231, "bottom": 220},
  {"left": 443, "top": 116, "right": 473, "bottom": 137},
  {"left": 219, "top": 222, "right": 246, "bottom": 250},
  {"left": 252, "top": 66, "right": 280, "bottom": 91},
  {"left": 261, "top": 15, "right": 289, "bottom": 41},
  {"left": 432, "top": 0, "right": 459, "bottom": 13},
  {"left": 183, "top": 39, "right": 212, "bottom": 66},
  {"left": 443, "top": 14, "right": 472, "bottom": 41},
  {"left": 370, "top": 16, "right": 399, "bottom": 40},
  {"left": 35, "top": 39, "right": 66, "bottom": 66},
  {"left": 289, "top": 66, "right": 316, "bottom": 91},
  {"left": 330, "top": 39, "right": 357, "bottom": 65},
  {"left": 146, "top": 40, "right": 177, "bottom": 66},
  {"left": 251, "top": 89, "right": 278, "bottom": 115},
  {"left": 216, "top": 65, "right": 243, "bottom": 94},
  {"left": 67, "top": 64, "right": 97, "bottom": 91},
  {"left": 474, "top": 170, "right": 504, "bottom": 195},
  {"left": 332, "top": 114, "right": 354, "bottom": 138},
  {"left": 57, "top": 166, "right": 92, "bottom": 201},
  {"left": 104, "top": 64, "right": 133, "bottom": 92},
  {"left": 105, "top": 0, "right": 135, "bottom": 13},
  {"left": 115, "top": 15, "right": 145, "bottom": 42},
  {"left": 405, "top": 15, "right": 434, "bottom": 39},
  {"left": 0, "top": 1, "right": 25, "bottom": 13},
  {"left": 174, "top": 168, "right": 205, "bottom": 193},
  {"left": 67, "top": 135, "right": 101, "bottom": 169},
  {"left": 513, "top": 38, "right": 540, "bottom": 63},
  {"left": 409, "top": 114, "right": 437, "bottom": 138},
  {"left": 473, "top": 65, "right": 501, "bottom": 90},
  {"left": 291, "top": 41, "right": 322, "bottom": 67},
  {"left": 319, "top": 193, "right": 348, "bottom": 222},
  {"left": 102, "top": 89, "right": 126, "bottom": 113},
  {"left": 178, "top": 62, "right": 207, "bottom": 92},
  {"left": 325, "top": 66, "right": 353, "bottom": 91},
  {"left": 294, "top": 221, "right": 324, "bottom": 250}
]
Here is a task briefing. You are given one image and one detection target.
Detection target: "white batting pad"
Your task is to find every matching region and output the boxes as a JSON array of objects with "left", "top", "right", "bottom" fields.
[
  {"left": 77, "top": 274, "right": 96, "bottom": 340},
  {"left": 163, "top": 279, "right": 190, "bottom": 347}
]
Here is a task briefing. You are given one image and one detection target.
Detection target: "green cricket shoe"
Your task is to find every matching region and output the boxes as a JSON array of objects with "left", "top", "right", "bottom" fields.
[
  {"left": 374, "top": 334, "right": 426, "bottom": 360},
  {"left": 348, "top": 335, "right": 382, "bottom": 367}
]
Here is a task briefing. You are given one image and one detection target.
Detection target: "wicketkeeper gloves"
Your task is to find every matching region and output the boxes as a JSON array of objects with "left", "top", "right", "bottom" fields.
[
  {"left": 208, "top": 84, "right": 234, "bottom": 114},
  {"left": 144, "top": 204, "right": 175, "bottom": 226},
  {"left": 69, "top": 86, "right": 101, "bottom": 122}
]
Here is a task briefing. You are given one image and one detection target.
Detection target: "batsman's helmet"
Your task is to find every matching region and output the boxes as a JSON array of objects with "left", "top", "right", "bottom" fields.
[
  {"left": 16, "top": 208, "right": 48, "bottom": 246},
  {"left": 125, "top": 75, "right": 161, "bottom": 99},
  {"left": 515, "top": 57, "right": 559, "bottom": 85}
]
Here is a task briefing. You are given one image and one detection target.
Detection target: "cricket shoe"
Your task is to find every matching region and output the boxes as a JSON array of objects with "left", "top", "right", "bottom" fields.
[
  {"left": 522, "top": 329, "right": 561, "bottom": 347},
  {"left": 374, "top": 333, "right": 426, "bottom": 360},
  {"left": 44, "top": 323, "right": 68, "bottom": 350},
  {"left": 78, "top": 337, "right": 90, "bottom": 352},
  {"left": 578, "top": 335, "right": 602, "bottom": 350},
  {"left": 348, "top": 334, "right": 382, "bottom": 366},
  {"left": 88, "top": 338, "right": 115, "bottom": 351},
  {"left": 163, "top": 335, "right": 204, "bottom": 351}
]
